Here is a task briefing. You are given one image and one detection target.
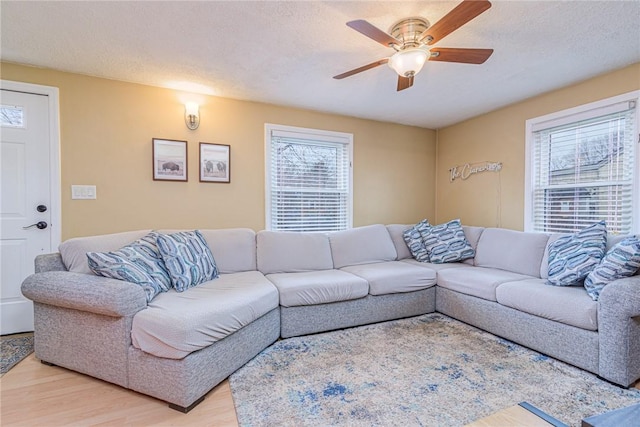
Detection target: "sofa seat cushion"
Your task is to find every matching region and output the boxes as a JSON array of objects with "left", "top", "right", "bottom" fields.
[
  {"left": 131, "top": 271, "right": 279, "bottom": 359},
  {"left": 341, "top": 261, "right": 436, "bottom": 296},
  {"left": 401, "top": 258, "right": 472, "bottom": 272},
  {"left": 266, "top": 270, "right": 369, "bottom": 307},
  {"left": 496, "top": 279, "right": 598, "bottom": 331},
  {"left": 437, "top": 267, "right": 532, "bottom": 301}
]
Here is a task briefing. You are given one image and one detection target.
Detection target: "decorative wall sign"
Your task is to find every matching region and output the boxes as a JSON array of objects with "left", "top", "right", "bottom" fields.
[{"left": 450, "top": 161, "right": 502, "bottom": 182}]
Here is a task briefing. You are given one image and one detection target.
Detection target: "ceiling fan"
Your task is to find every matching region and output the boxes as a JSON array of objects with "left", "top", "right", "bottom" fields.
[{"left": 334, "top": 0, "right": 494, "bottom": 91}]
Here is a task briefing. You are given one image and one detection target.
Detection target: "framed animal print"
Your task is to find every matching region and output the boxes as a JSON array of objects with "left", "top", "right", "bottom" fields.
[
  {"left": 153, "top": 138, "right": 188, "bottom": 181},
  {"left": 199, "top": 143, "right": 230, "bottom": 183}
]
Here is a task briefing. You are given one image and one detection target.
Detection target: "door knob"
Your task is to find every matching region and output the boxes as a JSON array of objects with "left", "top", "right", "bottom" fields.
[
  {"left": 23, "top": 221, "right": 48, "bottom": 230},
  {"left": 37, "top": 204, "right": 48, "bottom": 213}
]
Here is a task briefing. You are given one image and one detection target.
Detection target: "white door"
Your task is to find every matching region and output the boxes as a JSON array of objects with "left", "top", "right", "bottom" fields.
[{"left": 1, "top": 86, "right": 58, "bottom": 334}]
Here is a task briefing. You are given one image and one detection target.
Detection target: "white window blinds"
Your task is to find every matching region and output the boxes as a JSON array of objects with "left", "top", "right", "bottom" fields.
[
  {"left": 265, "top": 125, "right": 352, "bottom": 232},
  {"left": 529, "top": 99, "right": 637, "bottom": 234}
]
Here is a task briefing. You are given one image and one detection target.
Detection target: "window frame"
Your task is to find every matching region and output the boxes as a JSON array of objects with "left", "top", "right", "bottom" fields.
[
  {"left": 264, "top": 123, "right": 353, "bottom": 232},
  {"left": 524, "top": 90, "right": 640, "bottom": 234}
]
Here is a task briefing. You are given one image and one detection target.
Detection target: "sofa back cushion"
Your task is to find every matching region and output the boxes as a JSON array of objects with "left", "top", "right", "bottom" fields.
[
  {"left": 196, "top": 229, "right": 256, "bottom": 274},
  {"left": 160, "top": 228, "right": 257, "bottom": 273},
  {"left": 329, "top": 224, "right": 397, "bottom": 269},
  {"left": 59, "top": 229, "right": 152, "bottom": 274},
  {"left": 474, "top": 228, "right": 549, "bottom": 277},
  {"left": 386, "top": 224, "right": 412, "bottom": 260},
  {"left": 257, "top": 230, "right": 333, "bottom": 274},
  {"left": 540, "top": 233, "right": 562, "bottom": 279},
  {"left": 461, "top": 225, "right": 485, "bottom": 265}
]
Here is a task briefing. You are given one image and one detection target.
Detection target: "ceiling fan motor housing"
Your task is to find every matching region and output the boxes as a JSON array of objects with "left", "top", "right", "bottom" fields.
[{"left": 389, "top": 17, "right": 430, "bottom": 49}]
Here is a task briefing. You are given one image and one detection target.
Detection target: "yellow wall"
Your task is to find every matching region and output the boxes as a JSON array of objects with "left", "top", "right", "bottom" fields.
[
  {"left": 1, "top": 62, "right": 436, "bottom": 240},
  {"left": 435, "top": 63, "right": 640, "bottom": 230}
]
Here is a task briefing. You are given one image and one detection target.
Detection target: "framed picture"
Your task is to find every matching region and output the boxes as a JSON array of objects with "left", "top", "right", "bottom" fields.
[
  {"left": 152, "top": 138, "right": 188, "bottom": 181},
  {"left": 199, "top": 143, "right": 230, "bottom": 183}
]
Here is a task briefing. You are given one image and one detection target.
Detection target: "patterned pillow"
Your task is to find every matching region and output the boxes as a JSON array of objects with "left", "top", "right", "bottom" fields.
[
  {"left": 87, "top": 232, "right": 172, "bottom": 302},
  {"left": 403, "top": 220, "right": 430, "bottom": 262},
  {"left": 583, "top": 236, "right": 640, "bottom": 300},
  {"left": 546, "top": 221, "right": 607, "bottom": 287},
  {"left": 124, "top": 231, "right": 172, "bottom": 291},
  {"left": 156, "top": 230, "right": 219, "bottom": 292},
  {"left": 419, "top": 219, "right": 475, "bottom": 264}
]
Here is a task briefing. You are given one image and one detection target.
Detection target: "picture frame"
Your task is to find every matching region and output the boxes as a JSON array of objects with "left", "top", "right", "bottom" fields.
[
  {"left": 152, "top": 138, "right": 188, "bottom": 181},
  {"left": 199, "top": 142, "right": 230, "bottom": 183}
]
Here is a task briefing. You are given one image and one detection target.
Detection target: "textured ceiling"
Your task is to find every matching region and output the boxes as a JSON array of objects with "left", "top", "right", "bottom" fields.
[{"left": 2, "top": 1, "right": 639, "bottom": 129}]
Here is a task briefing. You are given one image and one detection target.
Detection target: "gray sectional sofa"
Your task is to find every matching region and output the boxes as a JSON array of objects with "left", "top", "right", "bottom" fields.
[{"left": 21, "top": 224, "right": 640, "bottom": 412}]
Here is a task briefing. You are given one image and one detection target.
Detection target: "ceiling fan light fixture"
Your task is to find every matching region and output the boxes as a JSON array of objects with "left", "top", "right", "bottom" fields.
[{"left": 388, "top": 47, "right": 429, "bottom": 77}]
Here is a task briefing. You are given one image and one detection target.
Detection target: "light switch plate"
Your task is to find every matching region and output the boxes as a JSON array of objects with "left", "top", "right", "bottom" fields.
[{"left": 71, "top": 185, "right": 97, "bottom": 200}]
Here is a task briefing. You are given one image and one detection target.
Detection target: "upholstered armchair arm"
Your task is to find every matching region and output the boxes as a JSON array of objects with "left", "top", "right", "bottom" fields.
[
  {"left": 21, "top": 271, "right": 147, "bottom": 317},
  {"left": 597, "top": 276, "right": 640, "bottom": 386}
]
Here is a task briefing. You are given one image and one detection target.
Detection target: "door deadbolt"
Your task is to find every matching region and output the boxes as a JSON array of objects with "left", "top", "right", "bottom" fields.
[{"left": 37, "top": 205, "right": 48, "bottom": 213}]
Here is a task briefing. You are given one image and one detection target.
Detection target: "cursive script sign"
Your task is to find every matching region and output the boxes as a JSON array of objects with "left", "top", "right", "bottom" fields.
[{"left": 450, "top": 161, "right": 502, "bottom": 182}]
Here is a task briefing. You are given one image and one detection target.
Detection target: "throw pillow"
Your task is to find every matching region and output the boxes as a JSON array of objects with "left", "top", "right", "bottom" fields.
[
  {"left": 403, "top": 220, "right": 431, "bottom": 262},
  {"left": 123, "top": 231, "right": 172, "bottom": 291},
  {"left": 87, "top": 231, "right": 172, "bottom": 302},
  {"left": 156, "top": 230, "right": 219, "bottom": 292},
  {"left": 546, "top": 220, "right": 607, "bottom": 287},
  {"left": 583, "top": 236, "right": 640, "bottom": 301},
  {"left": 419, "top": 219, "right": 475, "bottom": 264}
]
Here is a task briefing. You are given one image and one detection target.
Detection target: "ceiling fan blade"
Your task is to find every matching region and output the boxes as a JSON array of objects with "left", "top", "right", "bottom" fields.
[
  {"left": 333, "top": 58, "right": 389, "bottom": 79},
  {"left": 420, "top": 0, "right": 492, "bottom": 45},
  {"left": 429, "top": 48, "right": 493, "bottom": 64},
  {"left": 346, "top": 20, "right": 400, "bottom": 47},
  {"left": 397, "top": 75, "right": 414, "bottom": 91}
]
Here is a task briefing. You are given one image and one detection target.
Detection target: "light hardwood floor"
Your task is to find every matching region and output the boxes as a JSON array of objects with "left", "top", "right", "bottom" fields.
[
  {"left": 2, "top": 354, "right": 639, "bottom": 426},
  {"left": 0, "top": 354, "right": 239, "bottom": 426}
]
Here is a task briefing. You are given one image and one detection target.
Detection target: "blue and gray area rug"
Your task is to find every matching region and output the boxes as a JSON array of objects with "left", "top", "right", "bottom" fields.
[
  {"left": 230, "top": 314, "right": 640, "bottom": 427},
  {"left": 1, "top": 332, "right": 34, "bottom": 376}
]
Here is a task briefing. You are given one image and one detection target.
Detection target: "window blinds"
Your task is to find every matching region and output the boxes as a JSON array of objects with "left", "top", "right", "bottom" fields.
[
  {"left": 531, "top": 101, "right": 636, "bottom": 234},
  {"left": 267, "top": 128, "right": 352, "bottom": 232}
]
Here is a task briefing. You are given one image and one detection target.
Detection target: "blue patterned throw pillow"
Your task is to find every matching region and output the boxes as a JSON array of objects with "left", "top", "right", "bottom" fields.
[
  {"left": 419, "top": 219, "right": 475, "bottom": 264},
  {"left": 583, "top": 236, "right": 640, "bottom": 300},
  {"left": 156, "top": 230, "right": 219, "bottom": 292},
  {"left": 403, "top": 220, "right": 431, "bottom": 262},
  {"left": 87, "top": 232, "right": 172, "bottom": 302},
  {"left": 546, "top": 221, "right": 607, "bottom": 287}
]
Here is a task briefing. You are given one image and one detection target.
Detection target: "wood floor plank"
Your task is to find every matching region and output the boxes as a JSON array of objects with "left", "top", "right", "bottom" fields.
[
  {"left": 0, "top": 355, "right": 239, "bottom": 426},
  {"left": 2, "top": 353, "right": 639, "bottom": 426}
]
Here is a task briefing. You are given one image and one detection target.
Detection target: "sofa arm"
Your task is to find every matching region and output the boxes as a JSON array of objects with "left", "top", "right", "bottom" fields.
[
  {"left": 35, "top": 253, "right": 67, "bottom": 273},
  {"left": 597, "top": 276, "right": 640, "bottom": 386},
  {"left": 21, "top": 271, "right": 147, "bottom": 318}
]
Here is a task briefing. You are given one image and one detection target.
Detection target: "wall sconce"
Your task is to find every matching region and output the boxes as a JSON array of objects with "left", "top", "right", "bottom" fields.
[{"left": 185, "top": 102, "right": 200, "bottom": 130}]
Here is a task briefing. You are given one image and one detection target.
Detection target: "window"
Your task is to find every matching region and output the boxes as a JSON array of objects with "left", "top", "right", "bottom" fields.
[
  {"left": 1, "top": 104, "right": 25, "bottom": 128},
  {"left": 265, "top": 124, "right": 353, "bottom": 232},
  {"left": 525, "top": 91, "right": 639, "bottom": 234}
]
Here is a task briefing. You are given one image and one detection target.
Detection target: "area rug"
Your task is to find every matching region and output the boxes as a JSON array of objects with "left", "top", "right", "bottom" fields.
[
  {"left": 229, "top": 314, "right": 640, "bottom": 427},
  {"left": 1, "top": 332, "right": 34, "bottom": 376}
]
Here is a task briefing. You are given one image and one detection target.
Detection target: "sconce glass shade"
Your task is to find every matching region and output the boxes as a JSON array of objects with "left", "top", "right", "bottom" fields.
[
  {"left": 388, "top": 48, "right": 429, "bottom": 77},
  {"left": 185, "top": 102, "right": 200, "bottom": 130}
]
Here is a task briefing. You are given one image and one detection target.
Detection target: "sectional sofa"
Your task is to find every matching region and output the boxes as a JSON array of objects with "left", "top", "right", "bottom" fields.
[{"left": 21, "top": 224, "right": 640, "bottom": 412}]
